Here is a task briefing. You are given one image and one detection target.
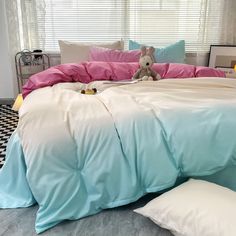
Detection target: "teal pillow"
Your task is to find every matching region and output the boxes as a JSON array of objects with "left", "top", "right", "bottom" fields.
[{"left": 129, "top": 40, "right": 185, "bottom": 63}]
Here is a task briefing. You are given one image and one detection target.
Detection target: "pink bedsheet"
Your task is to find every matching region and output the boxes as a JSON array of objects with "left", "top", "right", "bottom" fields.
[{"left": 22, "top": 62, "right": 225, "bottom": 98}]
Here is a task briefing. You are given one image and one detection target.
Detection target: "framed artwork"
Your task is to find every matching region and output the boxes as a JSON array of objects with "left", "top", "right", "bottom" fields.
[{"left": 208, "top": 45, "right": 236, "bottom": 78}]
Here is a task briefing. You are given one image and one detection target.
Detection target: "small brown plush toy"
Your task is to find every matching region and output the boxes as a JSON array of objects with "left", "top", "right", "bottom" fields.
[
  {"left": 132, "top": 46, "right": 161, "bottom": 81},
  {"left": 81, "top": 88, "right": 97, "bottom": 95}
]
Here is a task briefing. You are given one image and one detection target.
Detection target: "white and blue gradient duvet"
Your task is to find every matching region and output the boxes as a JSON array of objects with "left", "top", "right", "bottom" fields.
[{"left": 1, "top": 78, "right": 236, "bottom": 233}]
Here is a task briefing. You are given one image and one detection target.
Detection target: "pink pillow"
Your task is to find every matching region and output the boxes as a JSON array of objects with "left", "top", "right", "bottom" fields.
[
  {"left": 152, "top": 63, "right": 169, "bottom": 78},
  {"left": 89, "top": 46, "right": 140, "bottom": 62},
  {"left": 195, "top": 66, "right": 226, "bottom": 77},
  {"left": 164, "top": 63, "right": 195, "bottom": 78}
]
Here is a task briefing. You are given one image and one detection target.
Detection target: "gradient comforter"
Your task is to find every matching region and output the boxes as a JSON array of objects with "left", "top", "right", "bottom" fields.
[{"left": 1, "top": 77, "right": 236, "bottom": 233}]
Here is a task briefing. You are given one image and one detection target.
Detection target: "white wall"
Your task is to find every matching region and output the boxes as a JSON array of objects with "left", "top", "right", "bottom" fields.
[{"left": 0, "top": 1, "right": 17, "bottom": 99}]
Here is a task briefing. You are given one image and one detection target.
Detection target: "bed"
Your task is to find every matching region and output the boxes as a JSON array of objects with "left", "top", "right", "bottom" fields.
[{"left": 1, "top": 62, "right": 236, "bottom": 234}]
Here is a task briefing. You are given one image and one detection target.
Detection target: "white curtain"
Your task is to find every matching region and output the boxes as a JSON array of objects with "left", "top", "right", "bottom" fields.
[
  {"left": 4, "top": 0, "right": 46, "bottom": 96},
  {"left": 4, "top": 0, "right": 22, "bottom": 96},
  {"left": 20, "top": 0, "right": 46, "bottom": 50},
  {"left": 219, "top": 0, "right": 236, "bottom": 44},
  {"left": 198, "top": 0, "right": 223, "bottom": 52},
  {"left": 5, "top": 0, "right": 46, "bottom": 53},
  {"left": 5, "top": 0, "right": 21, "bottom": 56},
  {"left": 198, "top": 0, "right": 236, "bottom": 52}
]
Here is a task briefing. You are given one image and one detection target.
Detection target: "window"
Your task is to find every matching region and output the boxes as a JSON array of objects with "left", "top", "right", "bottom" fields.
[
  {"left": 43, "top": 0, "right": 126, "bottom": 51},
  {"left": 18, "top": 0, "right": 231, "bottom": 53},
  {"left": 129, "top": 0, "right": 224, "bottom": 52}
]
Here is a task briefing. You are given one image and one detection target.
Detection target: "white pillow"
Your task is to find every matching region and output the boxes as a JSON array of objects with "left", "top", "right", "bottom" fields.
[
  {"left": 134, "top": 179, "right": 236, "bottom": 236},
  {"left": 59, "top": 40, "right": 124, "bottom": 64}
]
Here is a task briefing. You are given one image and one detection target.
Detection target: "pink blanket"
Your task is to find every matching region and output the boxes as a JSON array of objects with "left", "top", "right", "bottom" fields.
[{"left": 22, "top": 62, "right": 225, "bottom": 98}]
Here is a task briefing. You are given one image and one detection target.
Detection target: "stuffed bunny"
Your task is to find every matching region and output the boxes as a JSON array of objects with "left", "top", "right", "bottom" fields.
[{"left": 133, "top": 46, "right": 161, "bottom": 81}]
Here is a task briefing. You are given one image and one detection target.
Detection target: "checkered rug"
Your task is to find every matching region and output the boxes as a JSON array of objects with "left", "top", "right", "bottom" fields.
[{"left": 0, "top": 104, "right": 18, "bottom": 168}]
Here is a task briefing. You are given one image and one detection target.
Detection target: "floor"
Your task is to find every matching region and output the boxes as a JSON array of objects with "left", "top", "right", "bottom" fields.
[
  {"left": 0, "top": 104, "right": 18, "bottom": 168},
  {"left": 0, "top": 194, "right": 173, "bottom": 236},
  {"left": 0, "top": 104, "right": 173, "bottom": 236}
]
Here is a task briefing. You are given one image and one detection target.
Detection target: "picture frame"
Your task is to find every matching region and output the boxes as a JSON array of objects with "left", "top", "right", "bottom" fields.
[{"left": 208, "top": 45, "right": 236, "bottom": 78}]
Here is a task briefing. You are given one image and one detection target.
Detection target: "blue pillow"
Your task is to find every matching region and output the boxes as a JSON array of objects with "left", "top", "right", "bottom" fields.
[{"left": 129, "top": 40, "right": 185, "bottom": 63}]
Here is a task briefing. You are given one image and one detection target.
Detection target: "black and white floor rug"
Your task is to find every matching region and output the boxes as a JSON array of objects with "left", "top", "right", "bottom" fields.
[{"left": 0, "top": 104, "right": 18, "bottom": 168}]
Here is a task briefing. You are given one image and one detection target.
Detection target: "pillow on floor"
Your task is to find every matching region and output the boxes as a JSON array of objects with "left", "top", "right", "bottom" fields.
[
  {"left": 134, "top": 179, "right": 236, "bottom": 236},
  {"left": 129, "top": 40, "right": 185, "bottom": 63}
]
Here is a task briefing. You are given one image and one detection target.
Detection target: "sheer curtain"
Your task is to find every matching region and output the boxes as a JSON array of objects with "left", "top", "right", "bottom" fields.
[
  {"left": 4, "top": 0, "right": 23, "bottom": 97},
  {"left": 5, "top": 0, "right": 21, "bottom": 56},
  {"left": 20, "top": 0, "right": 46, "bottom": 50},
  {"left": 4, "top": 0, "right": 46, "bottom": 97},
  {"left": 5, "top": 0, "right": 46, "bottom": 54},
  {"left": 198, "top": 0, "right": 224, "bottom": 52},
  {"left": 198, "top": 0, "right": 236, "bottom": 51},
  {"left": 219, "top": 0, "right": 236, "bottom": 44}
]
